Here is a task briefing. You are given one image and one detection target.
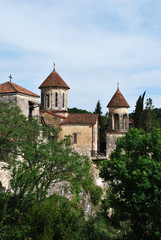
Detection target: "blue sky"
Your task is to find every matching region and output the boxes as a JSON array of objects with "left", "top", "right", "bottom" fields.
[{"left": 0, "top": 0, "right": 161, "bottom": 113}]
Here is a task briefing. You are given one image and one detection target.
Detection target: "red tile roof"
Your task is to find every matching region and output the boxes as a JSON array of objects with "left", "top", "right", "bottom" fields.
[
  {"left": 40, "top": 110, "right": 66, "bottom": 119},
  {"left": 0, "top": 81, "right": 39, "bottom": 97},
  {"left": 39, "top": 70, "right": 70, "bottom": 89},
  {"left": 61, "top": 113, "right": 99, "bottom": 125},
  {"left": 107, "top": 89, "right": 129, "bottom": 108}
]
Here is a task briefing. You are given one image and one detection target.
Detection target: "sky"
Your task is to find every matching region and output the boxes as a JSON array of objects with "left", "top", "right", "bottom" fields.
[{"left": 0, "top": 0, "right": 161, "bottom": 114}]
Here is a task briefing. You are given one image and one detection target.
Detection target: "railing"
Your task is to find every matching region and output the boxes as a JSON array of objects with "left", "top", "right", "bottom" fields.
[{"left": 91, "top": 151, "right": 106, "bottom": 157}]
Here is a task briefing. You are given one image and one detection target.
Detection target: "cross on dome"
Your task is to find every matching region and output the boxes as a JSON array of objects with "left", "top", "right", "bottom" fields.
[{"left": 9, "top": 74, "right": 12, "bottom": 82}]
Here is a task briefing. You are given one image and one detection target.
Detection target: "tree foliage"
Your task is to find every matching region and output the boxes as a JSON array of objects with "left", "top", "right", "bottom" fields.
[
  {"left": 0, "top": 102, "right": 95, "bottom": 239},
  {"left": 133, "top": 93, "right": 158, "bottom": 133},
  {"left": 68, "top": 107, "right": 92, "bottom": 114},
  {"left": 133, "top": 91, "right": 146, "bottom": 128},
  {"left": 94, "top": 100, "right": 108, "bottom": 152},
  {"left": 100, "top": 128, "right": 161, "bottom": 239}
]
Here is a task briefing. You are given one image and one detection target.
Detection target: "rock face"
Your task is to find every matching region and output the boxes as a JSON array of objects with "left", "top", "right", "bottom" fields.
[
  {"left": 90, "top": 162, "right": 108, "bottom": 191},
  {"left": 0, "top": 160, "right": 104, "bottom": 219},
  {"left": 0, "top": 162, "right": 11, "bottom": 191}
]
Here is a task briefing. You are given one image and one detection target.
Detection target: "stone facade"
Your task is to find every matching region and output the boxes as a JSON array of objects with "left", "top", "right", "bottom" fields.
[
  {"left": 41, "top": 87, "right": 68, "bottom": 113},
  {"left": 40, "top": 111, "right": 64, "bottom": 128},
  {"left": 0, "top": 93, "right": 39, "bottom": 118},
  {"left": 108, "top": 107, "right": 129, "bottom": 131},
  {"left": 60, "top": 122, "right": 99, "bottom": 156},
  {"left": 106, "top": 132, "right": 126, "bottom": 158},
  {"left": 106, "top": 87, "right": 130, "bottom": 158}
]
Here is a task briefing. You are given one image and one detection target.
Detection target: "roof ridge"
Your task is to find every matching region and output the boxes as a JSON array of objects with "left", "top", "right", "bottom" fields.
[
  {"left": 8, "top": 81, "right": 18, "bottom": 93},
  {"left": 0, "top": 81, "right": 39, "bottom": 97}
]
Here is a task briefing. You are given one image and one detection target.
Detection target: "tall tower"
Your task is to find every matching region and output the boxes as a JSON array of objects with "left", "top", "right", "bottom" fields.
[
  {"left": 39, "top": 67, "right": 70, "bottom": 115},
  {"left": 106, "top": 85, "right": 130, "bottom": 157}
]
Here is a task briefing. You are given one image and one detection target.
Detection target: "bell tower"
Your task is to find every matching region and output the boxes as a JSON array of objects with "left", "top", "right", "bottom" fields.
[
  {"left": 106, "top": 84, "right": 130, "bottom": 157},
  {"left": 39, "top": 65, "right": 70, "bottom": 116}
]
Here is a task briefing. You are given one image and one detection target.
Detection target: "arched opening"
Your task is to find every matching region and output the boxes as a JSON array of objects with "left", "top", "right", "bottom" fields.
[
  {"left": 46, "top": 92, "right": 50, "bottom": 108},
  {"left": 55, "top": 92, "right": 58, "bottom": 107},
  {"left": 114, "top": 114, "right": 119, "bottom": 130},
  {"left": 123, "top": 114, "right": 128, "bottom": 130},
  {"left": 29, "top": 101, "right": 34, "bottom": 118},
  {"left": 62, "top": 93, "right": 65, "bottom": 108},
  {"left": 41, "top": 93, "right": 44, "bottom": 109}
]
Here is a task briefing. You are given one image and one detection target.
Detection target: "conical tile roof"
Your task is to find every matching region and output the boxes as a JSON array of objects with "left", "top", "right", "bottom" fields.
[
  {"left": 0, "top": 81, "right": 39, "bottom": 97},
  {"left": 107, "top": 89, "right": 129, "bottom": 108},
  {"left": 39, "top": 70, "right": 70, "bottom": 89}
]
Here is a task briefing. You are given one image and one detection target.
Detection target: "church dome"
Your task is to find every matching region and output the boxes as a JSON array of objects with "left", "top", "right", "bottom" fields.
[
  {"left": 39, "top": 70, "right": 70, "bottom": 89},
  {"left": 107, "top": 89, "right": 129, "bottom": 108}
]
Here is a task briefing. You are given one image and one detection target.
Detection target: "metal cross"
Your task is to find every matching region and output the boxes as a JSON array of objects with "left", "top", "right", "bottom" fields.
[
  {"left": 117, "top": 82, "right": 119, "bottom": 90},
  {"left": 9, "top": 74, "right": 12, "bottom": 82}
]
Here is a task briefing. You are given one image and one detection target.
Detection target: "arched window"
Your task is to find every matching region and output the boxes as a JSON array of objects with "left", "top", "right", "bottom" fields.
[
  {"left": 46, "top": 92, "right": 50, "bottom": 108},
  {"left": 62, "top": 93, "right": 65, "bottom": 108},
  {"left": 114, "top": 114, "right": 119, "bottom": 130},
  {"left": 123, "top": 114, "right": 128, "bottom": 130},
  {"left": 41, "top": 94, "right": 44, "bottom": 108},
  {"left": 55, "top": 92, "right": 58, "bottom": 107}
]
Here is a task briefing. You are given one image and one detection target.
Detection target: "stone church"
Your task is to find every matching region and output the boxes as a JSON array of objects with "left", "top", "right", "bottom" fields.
[
  {"left": 0, "top": 67, "right": 129, "bottom": 158},
  {"left": 0, "top": 66, "right": 130, "bottom": 192}
]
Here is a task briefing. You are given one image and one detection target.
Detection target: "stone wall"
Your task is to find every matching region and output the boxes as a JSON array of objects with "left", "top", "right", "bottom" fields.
[
  {"left": 41, "top": 87, "right": 68, "bottom": 112},
  {"left": 0, "top": 93, "right": 40, "bottom": 118},
  {"left": 40, "top": 112, "right": 63, "bottom": 128},
  {"left": 60, "top": 124, "right": 93, "bottom": 156},
  {"left": 106, "top": 132, "right": 126, "bottom": 158}
]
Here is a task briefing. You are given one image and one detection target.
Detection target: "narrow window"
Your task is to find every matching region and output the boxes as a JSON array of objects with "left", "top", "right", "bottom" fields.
[
  {"left": 55, "top": 92, "right": 58, "bottom": 107},
  {"left": 114, "top": 114, "right": 119, "bottom": 130},
  {"left": 29, "top": 101, "right": 34, "bottom": 118},
  {"left": 62, "top": 93, "right": 65, "bottom": 108},
  {"left": 123, "top": 114, "right": 127, "bottom": 130},
  {"left": 41, "top": 94, "right": 44, "bottom": 108},
  {"left": 73, "top": 133, "right": 77, "bottom": 144},
  {"left": 46, "top": 92, "right": 50, "bottom": 108}
]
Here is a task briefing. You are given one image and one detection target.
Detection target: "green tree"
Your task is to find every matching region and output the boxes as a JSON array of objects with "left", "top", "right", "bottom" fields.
[
  {"left": 25, "top": 194, "right": 87, "bottom": 240},
  {"left": 94, "top": 100, "right": 108, "bottom": 152},
  {"left": 133, "top": 91, "right": 146, "bottom": 128},
  {"left": 142, "top": 98, "right": 158, "bottom": 133},
  {"left": 0, "top": 102, "right": 91, "bottom": 239},
  {"left": 94, "top": 100, "right": 103, "bottom": 122},
  {"left": 68, "top": 107, "right": 91, "bottom": 114},
  {"left": 100, "top": 128, "right": 161, "bottom": 240}
]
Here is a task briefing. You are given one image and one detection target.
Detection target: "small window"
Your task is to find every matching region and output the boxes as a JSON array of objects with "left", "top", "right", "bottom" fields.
[
  {"left": 55, "top": 92, "right": 58, "bottom": 107},
  {"left": 73, "top": 133, "right": 77, "bottom": 144},
  {"left": 62, "top": 93, "right": 65, "bottom": 108},
  {"left": 46, "top": 92, "right": 50, "bottom": 108}
]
